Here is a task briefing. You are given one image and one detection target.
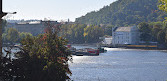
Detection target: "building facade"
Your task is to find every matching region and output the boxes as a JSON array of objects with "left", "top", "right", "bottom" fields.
[
  {"left": 112, "top": 26, "right": 140, "bottom": 45},
  {"left": 6, "top": 20, "right": 59, "bottom": 36},
  {"left": 100, "top": 36, "right": 112, "bottom": 45}
]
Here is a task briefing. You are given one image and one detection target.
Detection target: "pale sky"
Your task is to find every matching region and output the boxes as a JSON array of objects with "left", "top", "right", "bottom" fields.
[{"left": 3, "top": 0, "right": 116, "bottom": 21}]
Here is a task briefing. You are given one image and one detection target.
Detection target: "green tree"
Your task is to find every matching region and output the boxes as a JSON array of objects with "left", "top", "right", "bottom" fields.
[
  {"left": 138, "top": 22, "right": 150, "bottom": 32},
  {"left": 157, "top": 30, "right": 166, "bottom": 44},
  {"left": 151, "top": 24, "right": 162, "bottom": 41},
  {"left": 60, "top": 24, "right": 105, "bottom": 44},
  {"left": 159, "top": 0, "right": 167, "bottom": 22},
  {"left": 2, "top": 20, "right": 7, "bottom": 33},
  {"left": 138, "top": 22, "right": 151, "bottom": 42},
  {"left": 18, "top": 32, "right": 33, "bottom": 42},
  {"left": 84, "top": 25, "right": 104, "bottom": 43},
  {"left": 6, "top": 28, "right": 19, "bottom": 43},
  {"left": 0, "top": 22, "right": 72, "bottom": 81},
  {"left": 76, "top": 0, "right": 163, "bottom": 26},
  {"left": 2, "top": 33, "right": 7, "bottom": 43},
  {"left": 60, "top": 24, "right": 86, "bottom": 44},
  {"left": 159, "top": 0, "right": 167, "bottom": 12},
  {"left": 103, "top": 25, "right": 113, "bottom": 36}
]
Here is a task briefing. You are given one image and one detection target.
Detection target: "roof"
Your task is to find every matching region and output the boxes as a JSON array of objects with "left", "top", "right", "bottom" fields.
[{"left": 115, "top": 27, "right": 131, "bottom": 32}]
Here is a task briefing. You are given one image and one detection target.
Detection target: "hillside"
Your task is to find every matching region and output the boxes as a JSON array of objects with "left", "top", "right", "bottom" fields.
[{"left": 75, "top": 0, "right": 167, "bottom": 26}]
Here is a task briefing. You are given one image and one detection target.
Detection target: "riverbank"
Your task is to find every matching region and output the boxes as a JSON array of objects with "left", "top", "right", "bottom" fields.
[
  {"left": 107, "top": 47, "right": 167, "bottom": 51},
  {"left": 71, "top": 43, "right": 97, "bottom": 46},
  {"left": 71, "top": 43, "right": 167, "bottom": 51}
]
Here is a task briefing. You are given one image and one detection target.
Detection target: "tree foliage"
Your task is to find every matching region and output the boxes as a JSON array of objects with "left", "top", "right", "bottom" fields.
[
  {"left": 138, "top": 22, "right": 151, "bottom": 42},
  {"left": 159, "top": 0, "right": 167, "bottom": 22},
  {"left": 0, "top": 22, "right": 72, "bottom": 81},
  {"left": 159, "top": 0, "right": 167, "bottom": 12},
  {"left": 59, "top": 24, "right": 105, "bottom": 44},
  {"left": 158, "top": 0, "right": 167, "bottom": 45},
  {"left": 76, "top": 0, "right": 166, "bottom": 26},
  {"left": 6, "top": 28, "right": 19, "bottom": 43},
  {"left": 2, "top": 20, "right": 7, "bottom": 33},
  {"left": 2, "top": 28, "right": 33, "bottom": 44},
  {"left": 157, "top": 30, "right": 166, "bottom": 44},
  {"left": 84, "top": 25, "right": 104, "bottom": 43},
  {"left": 138, "top": 21, "right": 167, "bottom": 46}
]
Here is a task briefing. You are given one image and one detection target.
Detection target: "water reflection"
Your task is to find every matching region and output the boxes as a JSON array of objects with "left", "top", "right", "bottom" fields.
[
  {"left": 2, "top": 47, "right": 19, "bottom": 59},
  {"left": 70, "top": 47, "right": 167, "bottom": 81}
]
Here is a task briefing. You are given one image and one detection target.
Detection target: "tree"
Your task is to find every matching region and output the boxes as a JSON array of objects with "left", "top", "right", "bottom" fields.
[
  {"left": 157, "top": 30, "right": 166, "bottom": 44},
  {"left": 103, "top": 25, "right": 113, "bottom": 36},
  {"left": 159, "top": 0, "right": 167, "bottom": 12},
  {"left": 18, "top": 32, "right": 32, "bottom": 42},
  {"left": 0, "top": 22, "right": 72, "bottom": 81},
  {"left": 59, "top": 24, "right": 105, "bottom": 44},
  {"left": 151, "top": 23, "right": 162, "bottom": 41},
  {"left": 140, "top": 33, "right": 151, "bottom": 42},
  {"left": 6, "top": 28, "right": 19, "bottom": 43},
  {"left": 2, "top": 33, "right": 7, "bottom": 43},
  {"left": 76, "top": 0, "right": 163, "bottom": 26},
  {"left": 2, "top": 19, "right": 6, "bottom": 33},
  {"left": 138, "top": 22, "right": 150, "bottom": 32},
  {"left": 159, "top": 0, "right": 167, "bottom": 22},
  {"left": 84, "top": 25, "right": 104, "bottom": 43},
  {"left": 159, "top": 0, "right": 167, "bottom": 46},
  {"left": 138, "top": 22, "right": 151, "bottom": 42},
  {"left": 2, "top": 29, "right": 33, "bottom": 44}
]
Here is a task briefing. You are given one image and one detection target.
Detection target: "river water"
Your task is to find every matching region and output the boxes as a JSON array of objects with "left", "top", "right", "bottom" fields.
[
  {"left": 2, "top": 46, "right": 167, "bottom": 81},
  {"left": 69, "top": 47, "right": 167, "bottom": 81}
]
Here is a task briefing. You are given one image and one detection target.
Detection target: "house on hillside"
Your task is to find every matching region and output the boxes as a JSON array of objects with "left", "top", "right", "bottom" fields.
[{"left": 112, "top": 26, "right": 140, "bottom": 46}]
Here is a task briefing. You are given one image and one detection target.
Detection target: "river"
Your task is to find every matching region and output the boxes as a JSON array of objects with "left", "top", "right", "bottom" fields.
[
  {"left": 2, "top": 47, "right": 20, "bottom": 58},
  {"left": 69, "top": 46, "right": 167, "bottom": 81},
  {"left": 2, "top": 46, "right": 167, "bottom": 81}
]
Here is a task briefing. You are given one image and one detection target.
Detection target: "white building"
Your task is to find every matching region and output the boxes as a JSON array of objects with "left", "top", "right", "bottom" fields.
[
  {"left": 112, "top": 26, "right": 140, "bottom": 45},
  {"left": 100, "top": 36, "right": 112, "bottom": 45}
]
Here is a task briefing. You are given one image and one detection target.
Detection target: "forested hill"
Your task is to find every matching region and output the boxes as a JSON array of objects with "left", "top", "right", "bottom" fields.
[{"left": 75, "top": 0, "right": 167, "bottom": 26}]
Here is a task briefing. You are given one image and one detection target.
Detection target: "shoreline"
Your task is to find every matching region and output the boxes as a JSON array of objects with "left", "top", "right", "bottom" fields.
[
  {"left": 71, "top": 43, "right": 97, "bottom": 47},
  {"left": 107, "top": 47, "right": 167, "bottom": 51},
  {"left": 70, "top": 44, "right": 167, "bottom": 51}
]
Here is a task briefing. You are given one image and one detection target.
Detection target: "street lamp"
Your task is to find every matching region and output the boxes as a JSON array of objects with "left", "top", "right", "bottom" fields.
[{"left": 0, "top": 0, "right": 16, "bottom": 57}]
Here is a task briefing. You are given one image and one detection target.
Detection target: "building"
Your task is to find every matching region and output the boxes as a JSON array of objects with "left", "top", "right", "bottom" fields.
[
  {"left": 100, "top": 36, "right": 112, "bottom": 45},
  {"left": 112, "top": 26, "right": 140, "bottom": 46},
  {"left": 6, "top": 20, "right": 59, "bottom": 36}
]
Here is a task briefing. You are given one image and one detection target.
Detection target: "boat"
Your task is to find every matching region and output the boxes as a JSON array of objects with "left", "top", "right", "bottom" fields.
[
  {"left": 75, "top": 48, "right": 99, "bottom": 56},
  {"left": 66, "top": 44, "right": 105, "bottom": 56}
]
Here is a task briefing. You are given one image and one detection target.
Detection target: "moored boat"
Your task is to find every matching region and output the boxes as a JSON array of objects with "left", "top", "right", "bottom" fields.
[
  {"left": 66, "top": 44, "right": 106, "bottom": 56},
  {"left": 75, "top": 48, "right": 99, "bottom": 56}
]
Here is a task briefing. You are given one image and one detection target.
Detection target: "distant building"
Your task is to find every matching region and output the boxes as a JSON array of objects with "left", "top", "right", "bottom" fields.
[
  {"left": 112, "top": 26, "right": 140, "bottom": 45},
  {"left": 100, "top": 36, "right": 112, "bottom": 45},
  {"left": 6, "top": 20, "right": 59, "bottom": 36}
]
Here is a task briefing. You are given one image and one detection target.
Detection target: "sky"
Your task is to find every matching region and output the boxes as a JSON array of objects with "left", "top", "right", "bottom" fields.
[{"left": 3, "top": 0, "right": 116, "bottom": 21}]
